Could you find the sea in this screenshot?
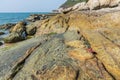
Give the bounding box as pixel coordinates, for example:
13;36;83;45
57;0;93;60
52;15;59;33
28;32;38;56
0;12;49;25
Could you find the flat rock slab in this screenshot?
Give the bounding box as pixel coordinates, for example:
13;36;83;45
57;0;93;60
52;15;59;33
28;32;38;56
0;35;49;80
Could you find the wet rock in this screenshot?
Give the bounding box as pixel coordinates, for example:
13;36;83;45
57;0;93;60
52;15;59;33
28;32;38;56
4;22;27;43
10;21;26;33
26;14;40;22
0;35;48;79
4;32;26;43
26;14;57;22
35;11;120;79
67;11;120;80
36;14;69;36
0;23;16;30
0;42;3;46
0;32;5;35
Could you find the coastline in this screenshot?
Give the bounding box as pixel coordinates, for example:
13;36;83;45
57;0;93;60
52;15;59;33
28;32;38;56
0;0;120;79
0;12;57;46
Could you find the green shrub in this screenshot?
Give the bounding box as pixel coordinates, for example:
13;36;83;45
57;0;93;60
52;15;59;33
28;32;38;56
60;0;88;8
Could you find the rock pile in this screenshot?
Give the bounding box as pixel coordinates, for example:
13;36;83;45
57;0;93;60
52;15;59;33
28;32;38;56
26;13;57;22
0;23;16;30
4;22;27;43
3;21;38;43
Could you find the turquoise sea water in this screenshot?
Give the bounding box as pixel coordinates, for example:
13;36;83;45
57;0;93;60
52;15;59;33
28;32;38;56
0;12;49;25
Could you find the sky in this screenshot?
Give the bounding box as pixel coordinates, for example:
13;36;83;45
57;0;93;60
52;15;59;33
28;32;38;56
0;0;66;12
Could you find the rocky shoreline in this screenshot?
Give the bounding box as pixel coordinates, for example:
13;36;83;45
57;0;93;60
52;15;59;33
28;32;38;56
0;13;57;45
0;0;120;80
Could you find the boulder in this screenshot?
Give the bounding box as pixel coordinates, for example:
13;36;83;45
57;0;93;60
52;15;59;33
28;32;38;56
87;0;100;10
0;42;3;46
110;0;120;7
4;21;27;43
26;15;40;22
0;35;48;80
10;21;26;33
0;32;5;35
26;14;51;22
0;23;15;30
26;23;37;35
4;32;26;43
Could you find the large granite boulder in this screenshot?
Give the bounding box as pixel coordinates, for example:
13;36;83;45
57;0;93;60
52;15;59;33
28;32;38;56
10;21;26;33
4;22;27;43
26;14;40;22
36;14;69;36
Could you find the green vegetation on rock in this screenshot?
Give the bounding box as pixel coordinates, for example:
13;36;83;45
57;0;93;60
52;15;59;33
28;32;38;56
60;0;88;8
47;32;57;36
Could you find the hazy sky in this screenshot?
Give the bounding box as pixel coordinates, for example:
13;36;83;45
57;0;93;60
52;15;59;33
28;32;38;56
0;0;66;12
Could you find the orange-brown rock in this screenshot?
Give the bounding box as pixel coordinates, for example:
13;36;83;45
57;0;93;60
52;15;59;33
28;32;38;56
35;11;120;79
67;11;120;80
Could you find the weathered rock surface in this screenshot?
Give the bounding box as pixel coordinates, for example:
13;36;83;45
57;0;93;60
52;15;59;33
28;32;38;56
0;35;48;80
10;21;26;33
4;22;27;43
36;11;120;80
58;0;120;13
68;11;120;80
0;31;113;80
0;10;120;80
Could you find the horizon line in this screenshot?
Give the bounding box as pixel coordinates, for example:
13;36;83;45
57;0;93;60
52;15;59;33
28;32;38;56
0;11;52;13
